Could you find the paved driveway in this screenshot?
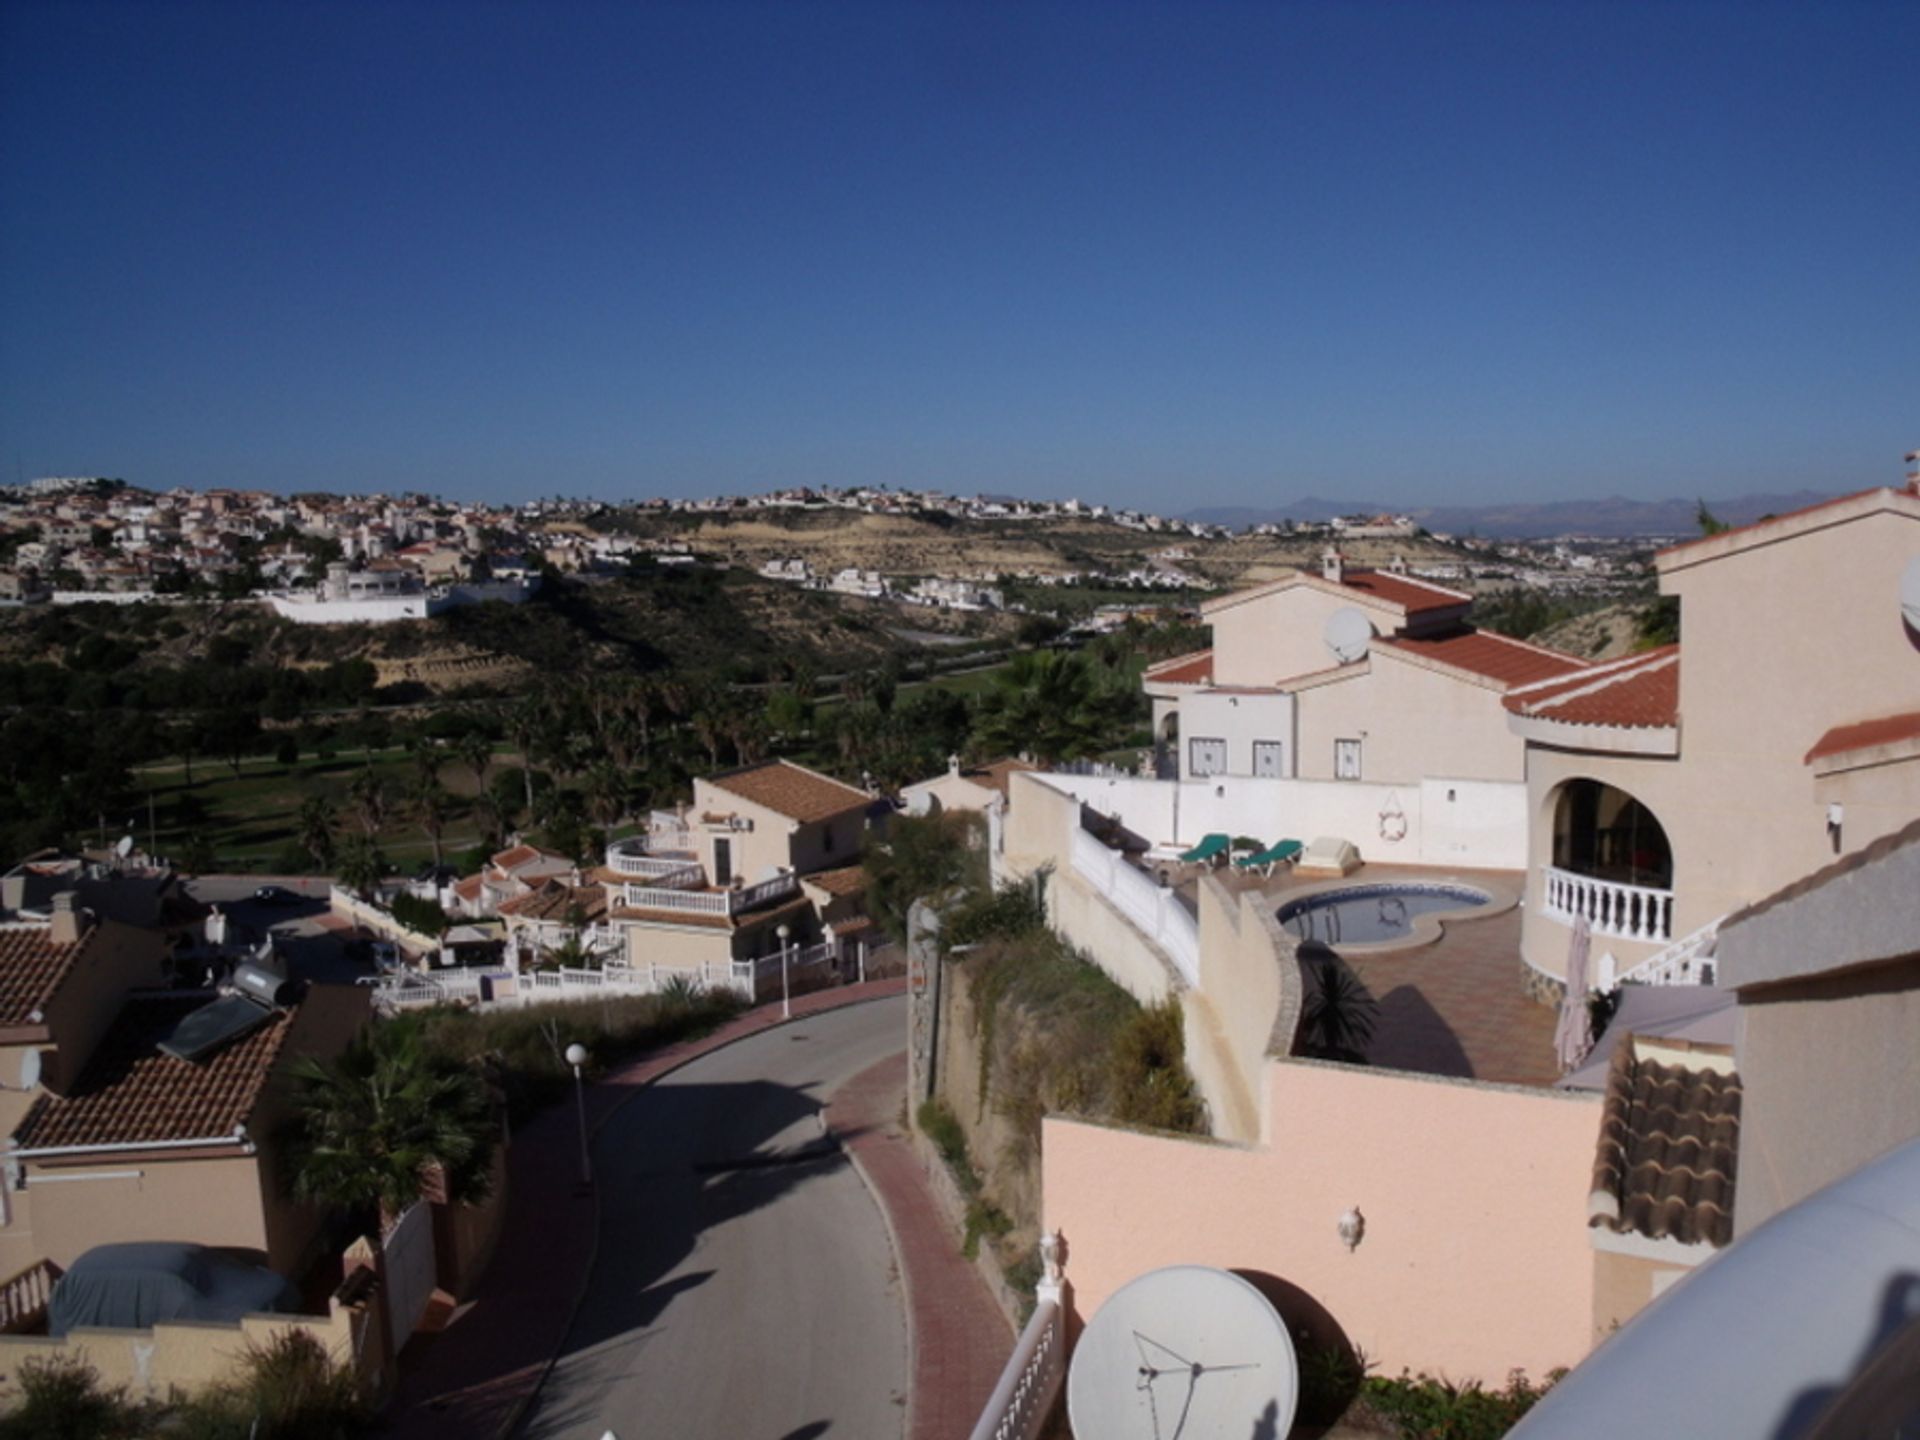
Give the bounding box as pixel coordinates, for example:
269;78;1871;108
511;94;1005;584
518;995;910;1440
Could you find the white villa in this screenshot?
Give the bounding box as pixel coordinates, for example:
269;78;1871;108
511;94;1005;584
1509;478;1920;993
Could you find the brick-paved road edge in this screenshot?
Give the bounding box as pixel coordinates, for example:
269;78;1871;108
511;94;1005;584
831;1051;1016;1440
384;977;908;1440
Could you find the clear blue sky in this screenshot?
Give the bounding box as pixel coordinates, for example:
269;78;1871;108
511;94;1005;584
3;1;1915;509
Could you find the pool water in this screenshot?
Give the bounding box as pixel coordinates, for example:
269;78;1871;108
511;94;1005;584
1278;883;1490;945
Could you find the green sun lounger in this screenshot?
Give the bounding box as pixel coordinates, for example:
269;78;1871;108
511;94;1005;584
1233;838;1303;876
1178;833;1231;865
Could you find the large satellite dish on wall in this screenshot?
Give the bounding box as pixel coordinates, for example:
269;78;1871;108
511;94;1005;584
1066;1265;1298;1440
1902;556;1920;633
1324;607;1373;664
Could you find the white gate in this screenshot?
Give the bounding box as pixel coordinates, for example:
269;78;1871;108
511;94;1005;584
381;1200;436;1342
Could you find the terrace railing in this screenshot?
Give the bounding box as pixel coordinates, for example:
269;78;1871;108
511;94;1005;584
1070;827;1199;986
1542;865;1673;945
619;870;800;917
606;834;703;880
0;1259;61;1334
1608;915;1723;989
969;1235;1068;1440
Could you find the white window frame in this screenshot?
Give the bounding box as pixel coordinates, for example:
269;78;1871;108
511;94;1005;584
1335;738;1363;781
1189;736;1228;778
1252;740;1286;778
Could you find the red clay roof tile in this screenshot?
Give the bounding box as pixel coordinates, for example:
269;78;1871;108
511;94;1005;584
13;993;292;1152
1589;1042;1741;1248
1803;709;1920;766
1143;650;1214;686
0;924;92;1028
1505;645;1680;729
706;761;872;824
1380;629;1589;688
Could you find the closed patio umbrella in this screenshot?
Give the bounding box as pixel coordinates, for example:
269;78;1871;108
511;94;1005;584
1555;916;1594;1072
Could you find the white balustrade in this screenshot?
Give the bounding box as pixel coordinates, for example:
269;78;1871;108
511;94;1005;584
968;1299;1065;1440
605;833;701;877
1610;915;1723;989
1542;865;1673;944
1070;827;1199;986
620;870;799;917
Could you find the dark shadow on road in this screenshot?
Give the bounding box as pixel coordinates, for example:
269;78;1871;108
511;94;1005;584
517;1075;871;1439
779;1424;831;1439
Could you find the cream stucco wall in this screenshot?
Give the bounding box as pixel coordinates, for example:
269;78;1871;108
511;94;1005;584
1521;499;1920;981
1179;690;1295;780
1658;501;1920;920
1043;1061;1600;1384
690;779;867;883
13;1154;274;1272
1294;653;1525;784
1732;956;1920;1234
1206;581;1390;688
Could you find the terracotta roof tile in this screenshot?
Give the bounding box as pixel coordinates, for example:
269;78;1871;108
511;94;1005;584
706;761;872;824
609;905;736;930
1379;629;1590;688
1505;645;1680;729
497;880;607;924
1803;710;1920;766
1143;650;1214;686
490;845;541;872
801;865;868;898
1335;568;1471;614
1589;1043;1740;1248
0;924;92;1028
13;994;293;1152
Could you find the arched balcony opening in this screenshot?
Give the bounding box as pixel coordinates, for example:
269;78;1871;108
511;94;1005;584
1543;779;1674;943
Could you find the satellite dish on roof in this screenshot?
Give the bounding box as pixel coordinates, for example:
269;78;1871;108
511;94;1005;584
1324;607;1373;664
19;1049;40;1091
1067;1264;1298;1440
1901;556;1920;633
115;834;134;859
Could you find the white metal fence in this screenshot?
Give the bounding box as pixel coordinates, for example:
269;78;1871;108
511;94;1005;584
1069;827;1200;986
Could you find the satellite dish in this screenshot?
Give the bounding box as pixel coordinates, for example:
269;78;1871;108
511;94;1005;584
1902;556;1920;633
1324;607;1373;664
1067;1264;1298;1440
115;834;134;859
19;1049;41;1091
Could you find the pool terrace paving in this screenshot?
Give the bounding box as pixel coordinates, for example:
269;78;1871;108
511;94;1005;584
1168;861;1561;1089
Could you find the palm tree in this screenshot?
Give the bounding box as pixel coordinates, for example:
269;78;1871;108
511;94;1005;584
347;768;388;839
582;761;627;833
334;833;385;899
296;793;336;871
456;729;493;795
504;701;544;817
408;735;444;790
409;779;453;868
284;1021;499;1224
1300;958;1380;1063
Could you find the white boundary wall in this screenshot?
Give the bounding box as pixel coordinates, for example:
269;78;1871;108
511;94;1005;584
1039;772;1526;870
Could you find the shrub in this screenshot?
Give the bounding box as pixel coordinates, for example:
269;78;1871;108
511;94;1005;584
1108;1000;1205;1133
1362;1369;1558;1440
388;891;450;937
0;1354;147;1440
166;1330;365;1440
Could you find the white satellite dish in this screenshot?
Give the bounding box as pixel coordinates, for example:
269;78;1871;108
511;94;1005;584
1324;607;1373;664
19;1049;40;1091
1067;1264;1298;1440
1901;556;1920;633
115;834;134;859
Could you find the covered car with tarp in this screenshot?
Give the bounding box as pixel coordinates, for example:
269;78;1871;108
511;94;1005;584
47;1242;300;1336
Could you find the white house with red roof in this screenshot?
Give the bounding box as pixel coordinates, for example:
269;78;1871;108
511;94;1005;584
1509;476;1920;994
1053;549;1593;867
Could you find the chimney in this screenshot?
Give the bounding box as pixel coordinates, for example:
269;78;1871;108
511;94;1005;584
1387;553;1409;575
50;892;84;945
0;874;21;915
1321;547;1345;584
948;754;961;776
1905;449;1919;491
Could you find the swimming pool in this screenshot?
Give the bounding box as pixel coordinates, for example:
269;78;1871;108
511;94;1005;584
1278;883;1492;946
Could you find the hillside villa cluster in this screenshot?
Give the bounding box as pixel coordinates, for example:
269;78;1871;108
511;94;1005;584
965;467;1920;1427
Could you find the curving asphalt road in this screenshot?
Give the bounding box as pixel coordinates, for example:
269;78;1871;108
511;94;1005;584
518;995;911;1440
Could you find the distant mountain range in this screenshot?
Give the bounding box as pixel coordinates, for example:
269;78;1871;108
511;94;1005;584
1184;490;1844;540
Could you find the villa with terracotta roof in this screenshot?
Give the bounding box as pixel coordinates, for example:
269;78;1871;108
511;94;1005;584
599;760;886;982
0;871;368;1281
1509;476;1920;995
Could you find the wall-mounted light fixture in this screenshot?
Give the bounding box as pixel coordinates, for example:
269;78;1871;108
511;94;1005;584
1338;1206;1365;1252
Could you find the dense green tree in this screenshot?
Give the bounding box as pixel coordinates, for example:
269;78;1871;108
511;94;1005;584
283;1020;498;1223
862;811;987;942
296;793;336;871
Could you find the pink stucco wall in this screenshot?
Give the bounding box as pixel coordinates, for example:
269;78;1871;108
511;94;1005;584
1043;1059;1600;1383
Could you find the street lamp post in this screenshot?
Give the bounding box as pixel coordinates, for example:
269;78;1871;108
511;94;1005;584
565;1042;592;1188
777;923;792;1020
